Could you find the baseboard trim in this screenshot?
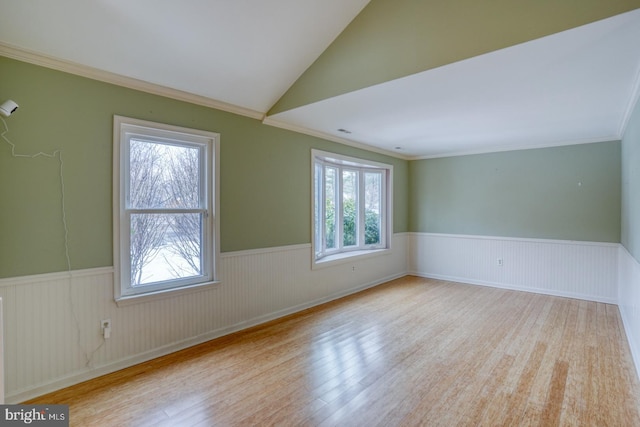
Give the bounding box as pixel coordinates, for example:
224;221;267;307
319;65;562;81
618;302;640;380
408;233;618;304
409;271;618;304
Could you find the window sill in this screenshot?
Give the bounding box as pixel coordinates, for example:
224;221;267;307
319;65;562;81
312;248;391;270
115;280;221;307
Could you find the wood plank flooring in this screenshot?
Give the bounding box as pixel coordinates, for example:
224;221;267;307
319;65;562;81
27;276;640;426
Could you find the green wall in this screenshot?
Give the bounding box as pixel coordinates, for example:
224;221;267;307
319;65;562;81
270;0;640;114
0;55;627;279
409;142;621;242
0;56;409;278
622;97;640;261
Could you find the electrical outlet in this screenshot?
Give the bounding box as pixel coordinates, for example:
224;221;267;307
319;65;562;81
497;258;503;267
102;319;112;339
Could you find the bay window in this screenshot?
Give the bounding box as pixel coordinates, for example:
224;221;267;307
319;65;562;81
312;150;392;266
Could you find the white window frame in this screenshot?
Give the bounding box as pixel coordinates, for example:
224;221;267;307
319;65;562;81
312;149;393;268
113;116;220;305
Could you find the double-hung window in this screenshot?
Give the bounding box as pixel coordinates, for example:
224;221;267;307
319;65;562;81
312;150;392;266
114;116;219;302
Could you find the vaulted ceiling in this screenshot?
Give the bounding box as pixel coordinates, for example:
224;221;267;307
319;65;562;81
1;0;640;159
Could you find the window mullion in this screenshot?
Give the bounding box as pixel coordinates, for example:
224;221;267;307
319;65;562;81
337;165;344;251
127;208;206;214
381;171;387;248
320;163;327;257
358;170;365;249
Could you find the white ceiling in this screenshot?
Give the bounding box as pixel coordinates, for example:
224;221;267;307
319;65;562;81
1;2;639;159
0;0;370;114
268;8;640;158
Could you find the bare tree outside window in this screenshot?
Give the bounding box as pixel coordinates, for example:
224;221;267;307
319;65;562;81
128;140;203;286
129;140;168;285
115;116;218;300
164;145;203;276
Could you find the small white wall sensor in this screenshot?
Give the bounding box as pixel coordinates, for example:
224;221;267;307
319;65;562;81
0;100;19;117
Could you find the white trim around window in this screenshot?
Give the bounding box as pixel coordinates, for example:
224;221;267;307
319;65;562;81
311;149;393;269
113;116;220;305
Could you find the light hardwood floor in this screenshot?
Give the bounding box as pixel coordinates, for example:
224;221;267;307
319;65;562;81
28;276;640;426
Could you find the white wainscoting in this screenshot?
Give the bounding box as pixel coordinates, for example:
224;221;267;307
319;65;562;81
2;232;633;402
408;233;619;304
0;234;407;403
618;246;640;378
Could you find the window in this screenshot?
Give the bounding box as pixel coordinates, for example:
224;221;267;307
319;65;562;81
312;150;392;266
113;116;219;302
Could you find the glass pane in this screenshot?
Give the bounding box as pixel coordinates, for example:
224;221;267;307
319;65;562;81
129;139;201;209
325;167;338;249
364;172;382;245
343;170;357;247
130;213;202;286
314;163;322;255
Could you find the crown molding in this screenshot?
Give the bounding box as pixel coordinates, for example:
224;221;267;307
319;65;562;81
0;42;265;121
409;135;622;160
262;116;410;160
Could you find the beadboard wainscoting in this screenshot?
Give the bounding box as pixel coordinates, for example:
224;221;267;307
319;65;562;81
619;246;640;377
0;234;408;403
408;233;619;304
5;232;640;403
